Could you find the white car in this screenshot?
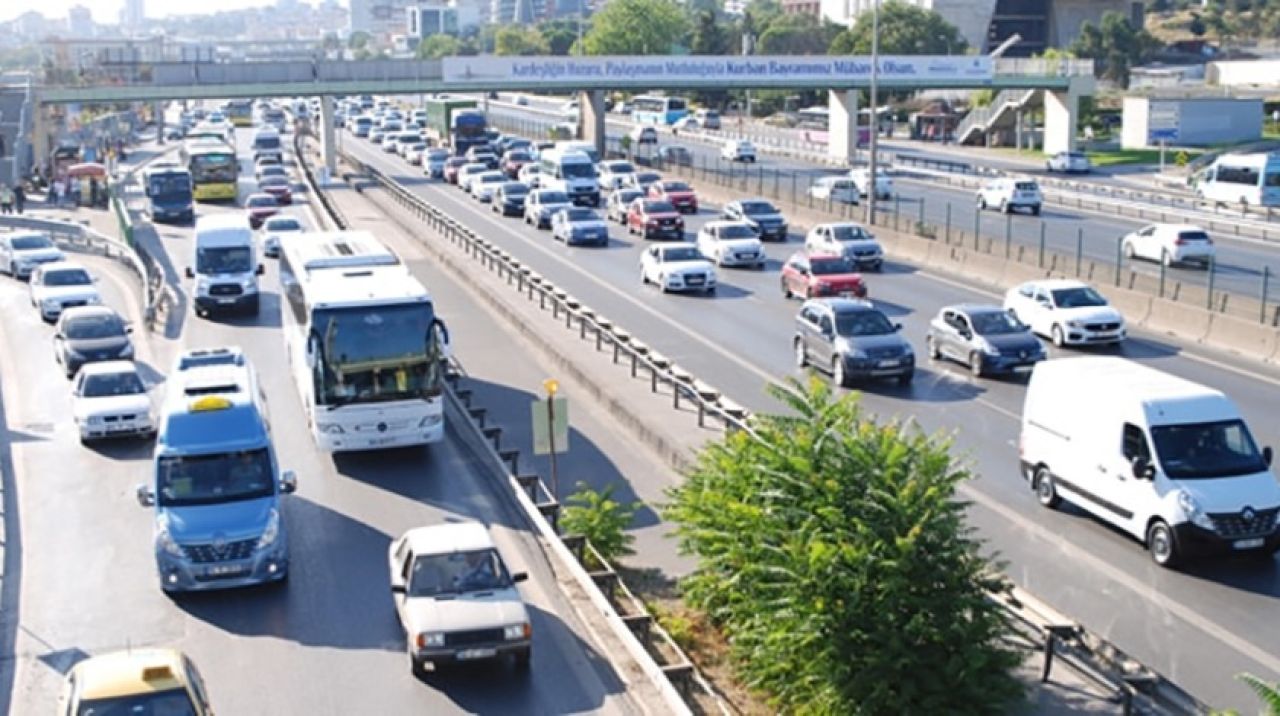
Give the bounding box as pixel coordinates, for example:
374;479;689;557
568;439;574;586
517;163;542;188
672;116;700;132
640;244;717;294
456;163;490;193
848;167;893;200
0;230;65;279
260;215;305;259
721;139;756;162
389;522;532;676
621;171;662;193
978;177;1042;215
629;126;658;145
1003;279;1126;347
804;222;883;271
1121;223;1215;268
606;188;645;224
1046;151;1091;174
524;189;574;229
405;141;429;165
722;199;788;241
423;148;450;178
29;261;101;322
808;176;859;205
597;160;638;191
551;207;610;247
469;171;507;202
71;360;155;443
697;220;766;269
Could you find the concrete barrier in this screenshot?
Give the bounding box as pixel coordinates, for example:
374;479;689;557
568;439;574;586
1106;289;1154;326
1144;300;1214;345
1205;312;1279;364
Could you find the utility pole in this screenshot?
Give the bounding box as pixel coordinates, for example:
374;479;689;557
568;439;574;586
865;0;880;226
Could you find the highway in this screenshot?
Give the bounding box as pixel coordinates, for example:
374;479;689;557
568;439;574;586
1;128;645;714
343;128;1280;710
484;100;1280;313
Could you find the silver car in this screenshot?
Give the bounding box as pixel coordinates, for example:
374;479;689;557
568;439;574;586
925;304;1045;378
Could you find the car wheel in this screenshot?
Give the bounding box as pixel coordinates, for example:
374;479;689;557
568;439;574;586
781;277;792;298
926;336;940;360
794;338;807;368
410;655;430;680
5;261;12;276
1146;520;1179;568
832;357;850;388
968;351;984;378
1033;466;1060;509
1030;205;1041;216
658;274;669;293
1051;324;1066;348
897;371;913;387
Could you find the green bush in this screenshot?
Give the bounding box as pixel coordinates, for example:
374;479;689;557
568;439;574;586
561;482;639;566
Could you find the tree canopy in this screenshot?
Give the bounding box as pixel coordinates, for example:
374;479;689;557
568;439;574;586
757;13;842;55
666;379;1022;713
828;1;968;55
495;25;550;55
582;0;691;55
1068;10;1159;87
416;34;461;60
538;19;581;56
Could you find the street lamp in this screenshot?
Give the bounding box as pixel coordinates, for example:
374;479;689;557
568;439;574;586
865;0;880;226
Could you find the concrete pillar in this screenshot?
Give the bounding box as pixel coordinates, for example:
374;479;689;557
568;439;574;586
827;89;858;165
320;95;336;178
32;100;49;174
1044;87;1080;155
155;101;165;144
1015;108;1023;152
579;90;606;158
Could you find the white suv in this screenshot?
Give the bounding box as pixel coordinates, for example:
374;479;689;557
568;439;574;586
721;139;756;162
977;178;1042;216
1121;223;1215;268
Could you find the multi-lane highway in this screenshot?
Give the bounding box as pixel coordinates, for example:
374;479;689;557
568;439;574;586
342;125;1280;709
1;128;647;714
485;99;1280;312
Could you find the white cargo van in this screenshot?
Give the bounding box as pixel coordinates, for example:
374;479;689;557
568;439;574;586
1020;357;1280;567
539;147;600;207
187;214;264;317
251;128;283;164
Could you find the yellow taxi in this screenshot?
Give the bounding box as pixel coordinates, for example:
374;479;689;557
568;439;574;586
56;648;213;715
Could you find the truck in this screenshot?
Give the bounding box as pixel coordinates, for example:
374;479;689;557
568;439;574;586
142;162;194;223
424;97;488;156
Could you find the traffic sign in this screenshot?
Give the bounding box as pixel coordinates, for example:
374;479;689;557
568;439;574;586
1149;128;1179;142
532;396;568;456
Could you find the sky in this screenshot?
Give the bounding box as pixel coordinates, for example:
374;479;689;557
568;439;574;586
2;0;293;24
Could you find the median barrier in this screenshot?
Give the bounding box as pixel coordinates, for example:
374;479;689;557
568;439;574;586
1205;312;1279;364
1105;290;1154;326
1143;300;1214;345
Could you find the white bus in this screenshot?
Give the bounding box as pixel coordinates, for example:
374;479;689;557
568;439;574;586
277;231;451;451
630;95;689;126
1195;152;1280;208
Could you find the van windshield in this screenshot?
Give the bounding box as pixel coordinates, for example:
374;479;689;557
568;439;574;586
1151;419;1269;479
157;448;274;506
197;246;252;274
563;162;596;180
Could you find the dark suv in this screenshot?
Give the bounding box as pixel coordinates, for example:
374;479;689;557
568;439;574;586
793;298;914;387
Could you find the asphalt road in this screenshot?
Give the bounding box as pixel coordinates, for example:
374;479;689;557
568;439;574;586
485;101;1280;312
346;131;1280;710
0;130;643;715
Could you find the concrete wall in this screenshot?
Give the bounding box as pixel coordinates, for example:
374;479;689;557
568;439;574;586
1122;96;1263;149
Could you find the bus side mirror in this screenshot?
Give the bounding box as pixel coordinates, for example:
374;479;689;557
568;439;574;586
280;470;298;494
185;267;194;279
1264;446;1273;467
256;264;265;276
135;483;155;507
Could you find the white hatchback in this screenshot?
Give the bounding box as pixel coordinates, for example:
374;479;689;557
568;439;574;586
640;243;717;294
721;139;756;162
697;220;765;269
1121;223;1215;268
72;360;155;443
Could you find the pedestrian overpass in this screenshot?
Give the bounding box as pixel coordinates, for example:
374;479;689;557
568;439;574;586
33;55;1094;173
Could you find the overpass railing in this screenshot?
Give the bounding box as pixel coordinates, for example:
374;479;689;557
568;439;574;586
994;57;1094;78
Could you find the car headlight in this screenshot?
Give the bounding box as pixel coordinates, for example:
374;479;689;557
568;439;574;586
257;508;280;549
118;343;134;358
1177;490;1215;531
1066;320;1083;329
419;414;442;428
86;415;104;425
316;423;345;435
416;632;445;649
836;339;866;359
155;516;185;557
504;623;531;641
901;344;914;358
240;276;257;291
41;297;59;309
975;338;997;356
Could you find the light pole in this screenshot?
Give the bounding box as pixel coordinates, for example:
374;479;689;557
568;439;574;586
865;0;880;226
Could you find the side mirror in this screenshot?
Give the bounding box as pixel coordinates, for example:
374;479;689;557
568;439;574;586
256;263;265;276
135;483;155;507
1130;457;1155;480
280;470;298;494
125;325;134;334
185;267;195;279
959;328;972;340
512;571;528;583
390;584;406;595
1264;446;1273;467
893;322;904;332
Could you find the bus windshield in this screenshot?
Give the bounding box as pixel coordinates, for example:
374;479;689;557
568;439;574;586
312;303;444;407
190;154;237;182
149;173;192;199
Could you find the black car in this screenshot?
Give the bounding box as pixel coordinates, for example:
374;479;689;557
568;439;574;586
926;304;1044;377
794;298;914;387
724;199;788;241
53;305;134;378
493;182;530;217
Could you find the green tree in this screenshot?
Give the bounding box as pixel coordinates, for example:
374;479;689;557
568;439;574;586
348;31;370;51
416;34;461;59
665;378;1022;713
539;19;580;56
582;0;690;54
561;482;639;566
757;13;832;55
1069;11;1160;87
495;26;550;55
828;1;968;55
690;9;732;55
1239;673;1280;714
1188;12;1207;36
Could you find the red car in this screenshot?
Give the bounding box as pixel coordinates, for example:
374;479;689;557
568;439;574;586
626;198;684;241
443;157;468;184
501;150;533;178
780;252;867;299
648;180;698;214
245;193;281;229
258;175;293;205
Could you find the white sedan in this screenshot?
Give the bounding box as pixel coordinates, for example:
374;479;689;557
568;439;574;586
848;167;893;200
597;160;638;191
72;360;155;443
0;230;65;279
1120;223;1215;268
1002;279;1126;347
259;215;305;258
721;139;756;162
640;244;717;294
551;207;610;247
696;220;765;269
30;261;101;323
469;171;507;202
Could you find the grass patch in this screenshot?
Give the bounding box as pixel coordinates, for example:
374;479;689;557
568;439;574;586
1084;147;1204;166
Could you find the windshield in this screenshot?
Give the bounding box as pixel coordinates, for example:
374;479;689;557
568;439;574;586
76;688;197;716
637;173;660;184
1051;286;1107;308
566;208;597;221
11;235;53;250
480;174;504;183
196;246;252;274
810;257;856;275
662;247;702;262
501;183;528;196
157;448;274;507
43;268;91;286
427;150;449;160
408;548;511;597
65;315;125;340
644;201;676;214
254;136;281;150
970;311;1025;335
148;174;192;198
718;224;757;240
260;176;288;188
835;310;895;337
1265;171;1280;188
538;191;570;204
260;166;286;179
266;218;302;232
1151;419;1268;479
81;371;145;397
190;154;236;182
247;196;277;208
311;303;443;407
663;181;691;192
606;162;635;174
507;151;531;162
563;163;596;180
1015;182;1039;192
741;201;778;215
1178;231;1211;242
830;225;871;242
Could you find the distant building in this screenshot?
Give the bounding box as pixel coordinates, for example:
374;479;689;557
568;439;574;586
350;0;418;36
407;3;460;38
819;0;1141;57
119;0;146;34
67;5;94;37
13;11;55;41
489;0;547;24
782;0;821;15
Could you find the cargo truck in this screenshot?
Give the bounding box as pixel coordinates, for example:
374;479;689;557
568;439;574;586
424;97;488;156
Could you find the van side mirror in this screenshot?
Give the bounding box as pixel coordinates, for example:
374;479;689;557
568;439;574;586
185;267;195;279
893;323;903;332
256;263;265;276
1130;457;1155;480
135;483;155;507
280;470;298;494
1264;446;1273;467
512;571;528;583
390;584;406;594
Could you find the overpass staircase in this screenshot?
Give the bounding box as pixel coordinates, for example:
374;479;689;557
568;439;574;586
956;88;1042;146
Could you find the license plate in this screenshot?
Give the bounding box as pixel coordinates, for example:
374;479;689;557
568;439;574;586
839;291;857;298
1233;538;1265;550
1013;365;1035;372
206;564;247;577
877;359;899;368
218;298;236;305
368;436;398;446
457;648;496;660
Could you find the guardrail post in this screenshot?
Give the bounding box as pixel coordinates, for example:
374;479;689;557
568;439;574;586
893;195;901;232
757;165;764;195
1158;259;1166;298
1207;256;1216;310
945;203;951;244
1075;228;1083;276
973;208;981;251
1038;223;1047;268
917;197;925;232
1262;266;1271;324
791;172;797;205
1004;215;1012;258
1114;237;1124;286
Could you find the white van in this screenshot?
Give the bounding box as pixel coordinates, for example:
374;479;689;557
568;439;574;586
251;128;283;163
187;214;264;317
557;140;601;165
539;148;600;207
1021;357;1280;567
